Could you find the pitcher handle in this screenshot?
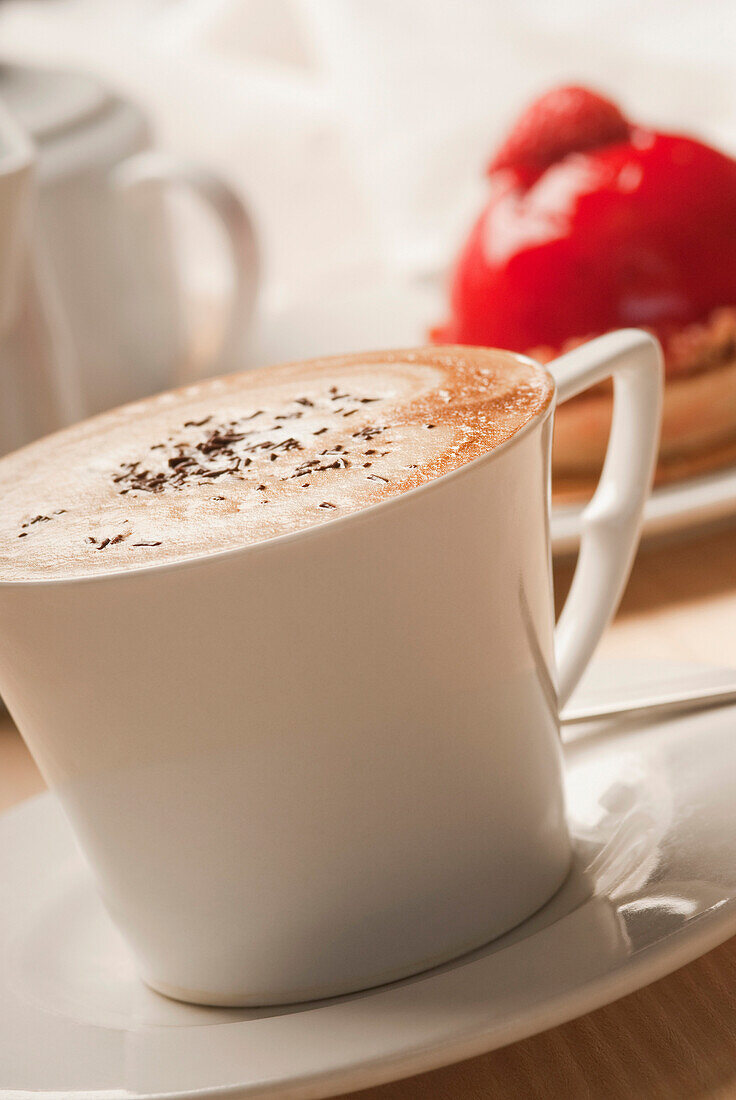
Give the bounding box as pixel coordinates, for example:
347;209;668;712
112;151;259;378
549;329;663;708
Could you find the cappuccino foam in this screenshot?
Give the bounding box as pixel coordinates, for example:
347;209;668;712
0;347;552;580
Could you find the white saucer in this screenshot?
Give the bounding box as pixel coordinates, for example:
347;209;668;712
4;668;736;1099
250;281;736;554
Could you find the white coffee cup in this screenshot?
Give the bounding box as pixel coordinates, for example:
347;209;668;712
0;330;662;1006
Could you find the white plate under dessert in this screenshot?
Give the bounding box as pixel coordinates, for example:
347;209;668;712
250;281;736;555
3;661;736;1099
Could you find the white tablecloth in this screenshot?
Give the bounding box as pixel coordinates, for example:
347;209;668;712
2;0;734;304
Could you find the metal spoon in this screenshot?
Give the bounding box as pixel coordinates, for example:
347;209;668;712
562;662;736;724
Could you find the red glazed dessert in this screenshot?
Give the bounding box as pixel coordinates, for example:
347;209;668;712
433;86;736;482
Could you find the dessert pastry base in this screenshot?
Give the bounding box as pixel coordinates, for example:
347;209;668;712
553;351;736;502
553;434;736;504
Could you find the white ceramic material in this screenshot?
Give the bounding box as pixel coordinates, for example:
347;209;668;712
0;101;81;454
551;466;736;554
252;279;736;552
0;333;661;1006
3;673;736;1098
1;62;258;419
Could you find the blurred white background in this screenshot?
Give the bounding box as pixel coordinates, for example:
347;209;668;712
2;0;734;311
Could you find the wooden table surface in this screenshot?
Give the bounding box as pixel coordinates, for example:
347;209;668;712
3;524;736;1099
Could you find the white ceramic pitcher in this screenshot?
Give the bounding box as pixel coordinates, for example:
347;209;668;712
0;102;82;455
1;63;258;420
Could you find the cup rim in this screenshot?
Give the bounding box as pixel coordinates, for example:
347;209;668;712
0;348;556;588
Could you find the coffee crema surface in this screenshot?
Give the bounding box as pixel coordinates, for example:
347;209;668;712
0;347;553;579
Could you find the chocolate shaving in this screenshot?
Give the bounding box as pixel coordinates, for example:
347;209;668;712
100;385;398;523
352;426;385;441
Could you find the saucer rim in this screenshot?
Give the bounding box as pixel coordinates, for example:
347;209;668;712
4;691;736;1099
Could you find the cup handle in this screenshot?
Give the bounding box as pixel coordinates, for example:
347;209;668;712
549;329;663;708
112;150;259;377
